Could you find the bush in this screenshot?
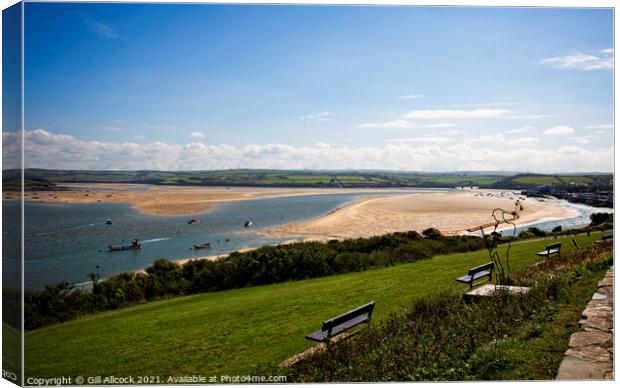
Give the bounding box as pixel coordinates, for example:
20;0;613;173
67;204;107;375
422;228;443;239
525;227;547;237
590;212;613;226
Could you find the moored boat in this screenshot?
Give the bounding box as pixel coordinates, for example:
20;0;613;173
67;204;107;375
108;239;141;252
193;242;211;250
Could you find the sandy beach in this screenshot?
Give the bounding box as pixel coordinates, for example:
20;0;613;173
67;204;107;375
11;183;577;244
266;191;577;240
9;183;428;216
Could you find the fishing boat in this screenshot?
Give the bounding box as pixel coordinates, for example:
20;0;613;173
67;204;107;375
244;220;253;228
188;219;200;225
105;218;112;225
108;239;141;252
193;243;211;250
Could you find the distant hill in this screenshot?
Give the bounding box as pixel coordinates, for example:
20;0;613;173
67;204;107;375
1;169;612;190
8;168;508;188
2;172;58;192
491;173;613;189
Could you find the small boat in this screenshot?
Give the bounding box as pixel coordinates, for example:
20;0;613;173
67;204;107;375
244;220;253;228
105;218;112;225
188;219;200;225
193;243;211;250
108;239;141;252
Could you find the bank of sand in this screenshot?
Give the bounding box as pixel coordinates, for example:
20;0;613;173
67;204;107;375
11;184;576;240
12;183;578;268
10;183;432;216
267;191;577;241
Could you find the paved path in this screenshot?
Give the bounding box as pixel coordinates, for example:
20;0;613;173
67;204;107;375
556;267;614;380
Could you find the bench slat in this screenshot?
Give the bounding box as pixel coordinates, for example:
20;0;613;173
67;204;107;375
456;262;493;289
456;271;491;284
596;235;613;244
322;301;374;331
456;275;472;283
537;249;559;256
306;314;370;342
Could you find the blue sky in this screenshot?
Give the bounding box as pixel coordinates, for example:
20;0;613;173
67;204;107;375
12;3;614;171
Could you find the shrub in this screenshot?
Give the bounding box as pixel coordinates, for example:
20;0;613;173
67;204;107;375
422;228;443;239
590;212;612;226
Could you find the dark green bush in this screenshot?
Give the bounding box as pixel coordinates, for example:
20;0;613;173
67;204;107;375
590;212;613;226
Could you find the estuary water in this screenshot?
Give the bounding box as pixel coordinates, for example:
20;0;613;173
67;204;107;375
2;191;612;290
5;191;411;289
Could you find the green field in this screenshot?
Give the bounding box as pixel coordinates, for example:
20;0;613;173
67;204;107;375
24;232;605;379
510;175;601;186
10;168;514;189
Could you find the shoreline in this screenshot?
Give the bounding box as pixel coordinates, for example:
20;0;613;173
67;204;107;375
12;183;590;278
266;191;578;241
7;183;441;216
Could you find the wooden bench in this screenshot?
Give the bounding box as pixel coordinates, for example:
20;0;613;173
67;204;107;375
305;301;375;343
456;262;494;289
537;242;561;259
596;234;613;244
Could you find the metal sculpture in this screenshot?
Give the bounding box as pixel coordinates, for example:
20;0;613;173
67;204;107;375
467;200;522;285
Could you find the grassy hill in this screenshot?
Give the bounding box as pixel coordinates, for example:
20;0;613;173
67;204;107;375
25;232;604;379
13;168;509;188
4;168;611;190
493;173;612;188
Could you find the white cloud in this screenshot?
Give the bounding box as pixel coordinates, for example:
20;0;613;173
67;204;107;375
385;137;455;144
470;134;506;143
442;129;463;136
358;120;415;129
2;129;612;173
399;95;424;100
544;125;575;135
567;137;590;145
508;137;539;145
300;112;334;121
507;114;547;119
190;131;206;138
85;19;119;39
539;49;613;71
506;126;532;134
585;124;613;130
358;120;455;129
405;109;509;120
133;135;146;140
424;123;456;128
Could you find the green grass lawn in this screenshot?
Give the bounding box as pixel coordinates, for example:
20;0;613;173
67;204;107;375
24;232;604;379
512;175;563;186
